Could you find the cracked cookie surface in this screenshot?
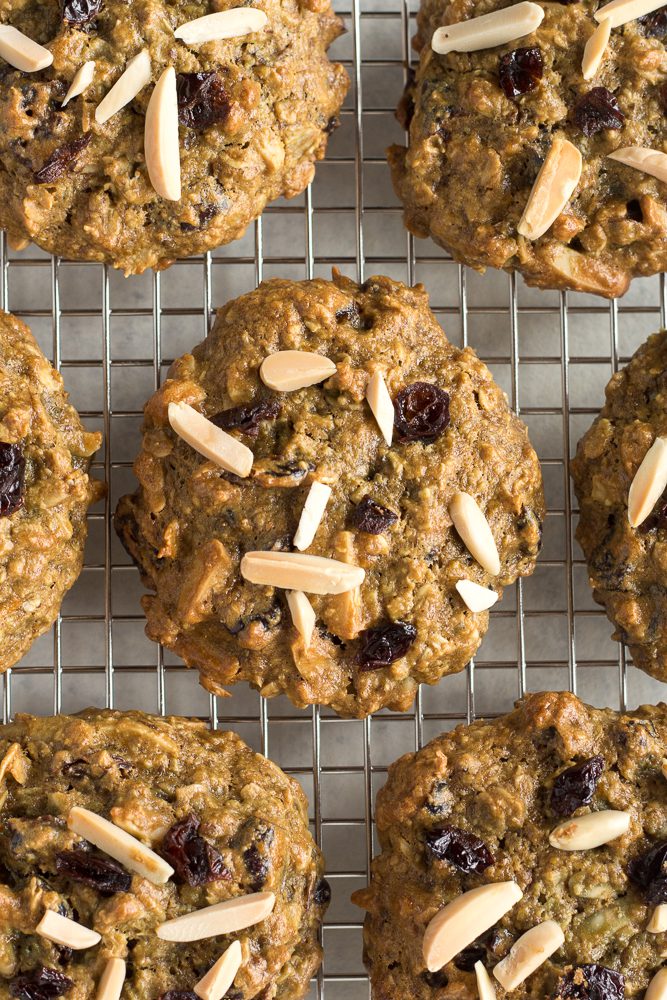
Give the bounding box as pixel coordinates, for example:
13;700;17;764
115;272;544;718
389;0;667;297
0;709;327;999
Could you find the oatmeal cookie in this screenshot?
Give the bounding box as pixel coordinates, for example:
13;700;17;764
115;271;544;718
389;0;667;297
0;310;102;674
353;690;667;998
572;330;667;682
0;0;347;273
0;709;328;1000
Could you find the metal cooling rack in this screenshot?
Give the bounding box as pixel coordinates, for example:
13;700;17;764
2;0;667;994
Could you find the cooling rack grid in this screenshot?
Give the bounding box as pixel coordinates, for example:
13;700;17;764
2;0;667;994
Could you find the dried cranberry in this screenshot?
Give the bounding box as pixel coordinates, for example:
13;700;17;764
639;487;667;531
574;88;624;136
211;399;280;437
10;968;73;1000
158;994;199;1000
56;849;131;894
244;844;269;890
553;965;624;999
176;73;230;131
550;755;604;816
393;383;450;442
313;877;331;906
628;840;667;903
160;814;231;887
454;944;487;971
349;495;398;534
358;620;417;670
34;133;92;183
498;47;543;100
424;825;494;874
639;5;667;34
0;443;25;516
60;0;102;23
422;970;449;988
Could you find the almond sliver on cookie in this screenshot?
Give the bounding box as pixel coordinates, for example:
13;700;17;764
648;905;667;933
582;17;611;80
647;969;667;1000
366;371;394;446
286;590;316;647
423;882;523;972
449;492;500;576
145;66;181;201
241;551;365;595
595;0;667;27
608;146;667;184
627;436;667;527
62;60;95;107
175;8;268;44
260;350;337;391
95;49;151;125
549;809;631;851
195;940;243;1000
68;806;174;884
493;920;564;991
432;2;544;54
0;25;53;72
37;910;101;950
294;481;332;550
158;891;275;942
96;958;126;1000
168;402;253;477
456;578;498;612
518;137;582;240
475;962;497;1000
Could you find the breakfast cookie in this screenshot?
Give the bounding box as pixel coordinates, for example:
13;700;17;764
0;310;102;675
572;330;667;683
115;272;544;718
353;690;667;999
389;0;667;298
0;708;328;999
0;0;347;273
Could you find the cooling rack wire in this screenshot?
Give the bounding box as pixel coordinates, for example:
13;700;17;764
2;0;667;994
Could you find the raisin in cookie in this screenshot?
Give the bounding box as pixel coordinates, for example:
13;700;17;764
0;709;328;999
0;0;347;273
353;690;667;998
572;330;667;682
389;0;667;298
0;310;102;674
115;272;544;718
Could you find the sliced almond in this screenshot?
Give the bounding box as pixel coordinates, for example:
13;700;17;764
286;590;316;648
0;25;53;72
582;17;611;80
145;66;181;200
168;401;253;478
456;578;499;612
294;482;332;551
68;805;174;884
366;371;394;446
195;940;243;1000
647;969;667;1000
595;0;666;27
662;758;667;780
518;136;582;241
609;146;667;185
96;958;126;1000
432;1;544;54
175;8;268;44
95;48;151;125
423;882;523;972
241;551;364;595
158;891;275;943
549;809;631;851
61;60;96;107
475;961;497;1000
37;909;101;950
449;492;500;576
649;904;667;933
493;920;564;991
627;436;667;527
259;350;336;392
